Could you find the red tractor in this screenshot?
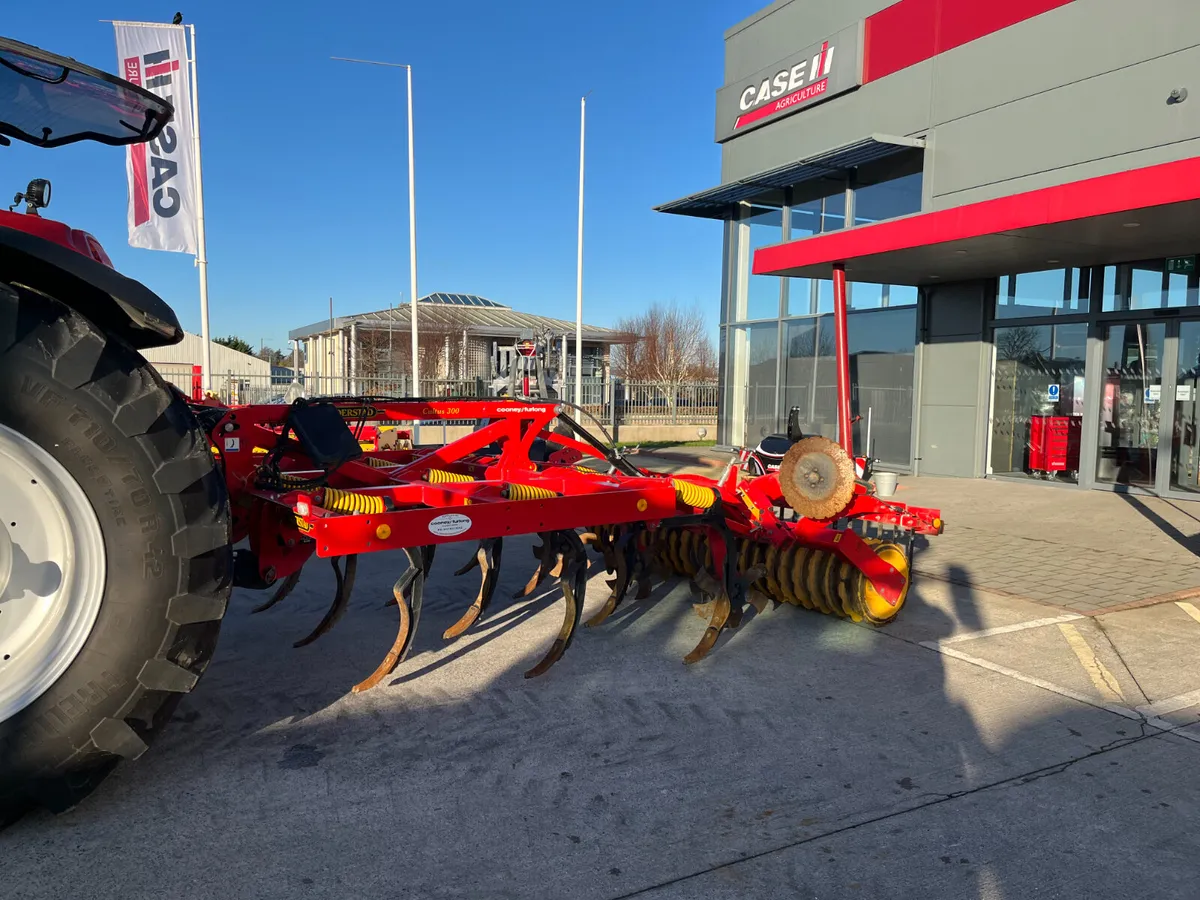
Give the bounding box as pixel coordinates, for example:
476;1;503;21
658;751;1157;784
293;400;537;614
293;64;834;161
0;37;230;823
0;36;942;825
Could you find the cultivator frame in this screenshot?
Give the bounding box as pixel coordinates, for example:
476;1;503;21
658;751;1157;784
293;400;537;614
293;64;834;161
203;395;943;692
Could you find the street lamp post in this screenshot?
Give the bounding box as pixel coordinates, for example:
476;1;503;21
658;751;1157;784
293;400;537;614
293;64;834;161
332;56;420;410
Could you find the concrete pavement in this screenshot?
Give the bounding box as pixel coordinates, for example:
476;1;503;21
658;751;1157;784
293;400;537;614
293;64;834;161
4;532;1200;899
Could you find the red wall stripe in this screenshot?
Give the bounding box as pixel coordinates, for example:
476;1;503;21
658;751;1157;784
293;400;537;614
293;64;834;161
863;0;1076;83
751;155;1200;276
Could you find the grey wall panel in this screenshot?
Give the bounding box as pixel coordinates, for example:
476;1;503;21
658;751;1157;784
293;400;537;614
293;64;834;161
917;281;989;478
916;405;980;477
721;61;934;183
723;0;890;84
919;340;988;407
930;0;1200;127
930;43;1200;201
933;135;1200;209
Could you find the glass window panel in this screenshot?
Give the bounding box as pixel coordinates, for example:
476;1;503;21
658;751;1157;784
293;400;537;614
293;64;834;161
781;309;917;466
783;320;818;439
786;278;813;316
816;279;834;314
746;207;783;321
1101;265;1125;312
789;201;821;239
850;282;884;310
1095;323;1165;488
849;307;916;466
1171;321;1200;493
730;322;780;444
811;316;839;442
822;191;846;233
1130;264;1165;310
852;172;923;226
888;284;918;307
990;323;1088;483
994;269;1086;319
1166;272;1197;307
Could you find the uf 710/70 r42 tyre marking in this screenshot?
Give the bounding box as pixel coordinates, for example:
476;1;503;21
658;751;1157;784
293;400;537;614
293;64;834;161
0;282;231;821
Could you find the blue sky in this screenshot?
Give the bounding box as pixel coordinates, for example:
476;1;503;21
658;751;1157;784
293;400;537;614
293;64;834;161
5;1;765;351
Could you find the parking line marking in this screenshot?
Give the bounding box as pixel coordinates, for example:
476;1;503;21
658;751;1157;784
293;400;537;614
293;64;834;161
1176;601;1200;625
1058;623;1126;705
920;642;1141;721
1146;717;1200;745
1138;687;1200;719
939;614;1084;645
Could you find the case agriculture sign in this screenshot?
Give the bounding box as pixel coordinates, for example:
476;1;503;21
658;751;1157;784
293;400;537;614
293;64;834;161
715;23;862;143
114;23;198;254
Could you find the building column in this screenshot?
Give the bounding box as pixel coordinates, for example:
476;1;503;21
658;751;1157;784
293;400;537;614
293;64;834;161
833;263;853;457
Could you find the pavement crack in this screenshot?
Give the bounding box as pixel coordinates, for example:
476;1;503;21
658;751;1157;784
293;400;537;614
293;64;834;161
1090;616;1152;707
602;729;1162;900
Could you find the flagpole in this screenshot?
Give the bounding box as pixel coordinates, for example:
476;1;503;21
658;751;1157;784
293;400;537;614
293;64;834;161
574;95;587;407
187;23;212;392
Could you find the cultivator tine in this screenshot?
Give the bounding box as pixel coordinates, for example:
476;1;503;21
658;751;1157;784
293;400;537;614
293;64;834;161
293;555;359;648
524;530;587;679
443;537;504;641
352;546;427;694
515;531;560;599
682;527;746;665
586;527;644;628
385;544;436;606
250;569;302;614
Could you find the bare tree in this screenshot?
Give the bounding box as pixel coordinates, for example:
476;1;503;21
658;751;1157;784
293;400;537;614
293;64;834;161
612;302;717;384
613;302;718;417
353;308;472;391
996;326;1047;362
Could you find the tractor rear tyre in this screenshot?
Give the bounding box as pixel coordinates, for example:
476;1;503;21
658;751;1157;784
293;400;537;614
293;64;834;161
0;284;231;824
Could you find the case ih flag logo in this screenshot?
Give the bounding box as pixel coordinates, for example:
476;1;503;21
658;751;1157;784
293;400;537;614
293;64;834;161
114;23;198;254
735;42;835;132
714;23;862;143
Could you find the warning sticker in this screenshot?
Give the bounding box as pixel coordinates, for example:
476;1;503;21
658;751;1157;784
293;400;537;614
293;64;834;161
428;513;472;537
224;437;241;453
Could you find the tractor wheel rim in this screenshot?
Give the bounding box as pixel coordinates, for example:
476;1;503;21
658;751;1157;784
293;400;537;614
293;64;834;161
0;423;106;724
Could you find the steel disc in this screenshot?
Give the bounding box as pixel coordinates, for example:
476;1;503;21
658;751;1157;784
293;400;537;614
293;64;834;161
777;436;856;520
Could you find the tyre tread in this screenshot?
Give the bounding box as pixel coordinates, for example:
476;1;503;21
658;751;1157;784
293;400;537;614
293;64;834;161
0;289;230;822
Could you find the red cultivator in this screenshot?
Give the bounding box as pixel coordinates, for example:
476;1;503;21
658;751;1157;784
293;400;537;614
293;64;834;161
207;397;943;690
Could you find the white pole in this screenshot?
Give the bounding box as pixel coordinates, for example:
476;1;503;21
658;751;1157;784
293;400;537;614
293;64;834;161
187;24;212;392
330;57;419;428
405;65;420;400
575;95;587;407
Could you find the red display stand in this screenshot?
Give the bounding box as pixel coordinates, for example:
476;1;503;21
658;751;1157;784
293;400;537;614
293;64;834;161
1029;415;1082;474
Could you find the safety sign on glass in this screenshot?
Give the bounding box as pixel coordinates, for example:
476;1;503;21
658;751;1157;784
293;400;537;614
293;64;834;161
1145;385;1161;404
1178;384;1196;402
1047;384;1060;402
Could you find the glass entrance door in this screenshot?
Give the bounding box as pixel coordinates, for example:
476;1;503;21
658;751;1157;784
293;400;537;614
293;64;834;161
1169;321;1200;495
1095;322;1166;488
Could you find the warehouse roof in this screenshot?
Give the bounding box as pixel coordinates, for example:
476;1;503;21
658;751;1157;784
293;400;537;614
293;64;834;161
289;293;626;343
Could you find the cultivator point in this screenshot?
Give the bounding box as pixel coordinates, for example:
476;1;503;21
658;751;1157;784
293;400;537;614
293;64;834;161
211;398;942;690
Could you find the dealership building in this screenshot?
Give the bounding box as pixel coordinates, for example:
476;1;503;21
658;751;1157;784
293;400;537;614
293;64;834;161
658;0;1200;498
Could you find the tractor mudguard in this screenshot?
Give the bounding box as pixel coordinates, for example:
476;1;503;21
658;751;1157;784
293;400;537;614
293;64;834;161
0;224;183;349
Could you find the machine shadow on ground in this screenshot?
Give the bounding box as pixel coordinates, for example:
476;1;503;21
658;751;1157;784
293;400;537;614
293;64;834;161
3;540;1198;900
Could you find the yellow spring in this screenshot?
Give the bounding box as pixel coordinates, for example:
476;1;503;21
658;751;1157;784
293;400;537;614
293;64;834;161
672;479;716;509
426;469;475;484
279;472;310;486
504;483;559;501
365;457;395;469
647;529;910;627
320;487;385;515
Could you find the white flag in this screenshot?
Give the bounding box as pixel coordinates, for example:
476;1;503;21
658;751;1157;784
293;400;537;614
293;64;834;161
114;23;197;254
